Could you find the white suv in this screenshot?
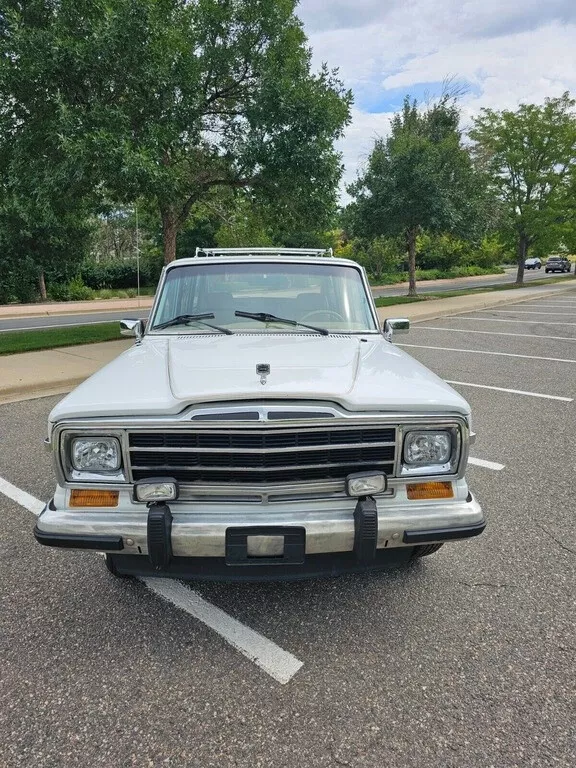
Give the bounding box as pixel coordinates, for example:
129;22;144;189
35;248;484;580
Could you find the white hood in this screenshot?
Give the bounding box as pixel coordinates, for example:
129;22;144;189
49;334;470;422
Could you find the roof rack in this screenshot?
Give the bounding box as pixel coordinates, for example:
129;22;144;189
194;247;334;259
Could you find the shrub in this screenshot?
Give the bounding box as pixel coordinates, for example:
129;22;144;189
47;283;71;301
353;237;404;280
67;277;95;301
467;236;506;269
416;233;472;271
78;253;163;291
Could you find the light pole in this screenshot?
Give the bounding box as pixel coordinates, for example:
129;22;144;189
135;205;141;308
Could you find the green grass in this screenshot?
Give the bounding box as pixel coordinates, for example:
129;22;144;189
374;295;431;306
0;322;123;356
375;274;576;307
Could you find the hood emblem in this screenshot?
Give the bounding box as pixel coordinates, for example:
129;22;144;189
256;363;270;385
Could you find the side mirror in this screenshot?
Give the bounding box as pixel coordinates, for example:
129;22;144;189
383;318;410;342
120;318;144;341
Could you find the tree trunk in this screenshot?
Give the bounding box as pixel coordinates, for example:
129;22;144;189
38;270;47;302
161;206;178;264
515;234;528;285
407;228;417;297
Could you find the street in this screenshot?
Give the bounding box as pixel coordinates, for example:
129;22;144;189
1;290;575;767
1;268;573;331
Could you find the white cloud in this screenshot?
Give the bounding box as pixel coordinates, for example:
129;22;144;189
298;0;576;200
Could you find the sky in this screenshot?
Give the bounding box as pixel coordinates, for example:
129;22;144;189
297;0;576;197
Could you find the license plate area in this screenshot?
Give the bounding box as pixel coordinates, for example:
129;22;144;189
225;526;306;566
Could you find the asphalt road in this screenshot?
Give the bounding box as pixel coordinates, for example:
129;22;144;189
0;308;150;332
1;290;576;766
1;267;573;331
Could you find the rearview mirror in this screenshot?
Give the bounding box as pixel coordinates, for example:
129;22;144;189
383;318;410;341
120;318;144;341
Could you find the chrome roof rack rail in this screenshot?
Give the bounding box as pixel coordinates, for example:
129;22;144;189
193;247;334;258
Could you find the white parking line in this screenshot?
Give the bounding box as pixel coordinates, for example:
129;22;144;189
445;317;576;327
446;380;573;402
418;326;576;342
468;457;505;471
500;301;576;312
508;302;576;307
0;476;46;515
486;309;576;317
398;343;576;364
0;476;303;685
144;578;303;684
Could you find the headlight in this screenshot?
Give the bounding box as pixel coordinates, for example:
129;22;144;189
71;437;121;472
401;429;460;476
404;431;451;465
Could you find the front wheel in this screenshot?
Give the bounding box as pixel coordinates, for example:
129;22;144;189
411;543;444;558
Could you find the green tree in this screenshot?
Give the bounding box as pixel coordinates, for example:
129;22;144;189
470;93;576;284
2;0;351;265
347;95;479;295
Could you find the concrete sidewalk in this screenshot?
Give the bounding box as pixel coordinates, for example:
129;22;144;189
1;281;575;404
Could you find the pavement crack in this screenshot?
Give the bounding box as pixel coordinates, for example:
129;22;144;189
53;348;97;361
457;581;515;589
537;524;576;557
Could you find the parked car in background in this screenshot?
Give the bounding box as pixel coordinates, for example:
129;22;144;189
524;257;541;269
545;255;571;273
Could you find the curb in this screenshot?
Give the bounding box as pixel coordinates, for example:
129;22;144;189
0;378;87;406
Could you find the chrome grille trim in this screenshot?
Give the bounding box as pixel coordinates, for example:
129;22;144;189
127;424;397;486
128;441;395;454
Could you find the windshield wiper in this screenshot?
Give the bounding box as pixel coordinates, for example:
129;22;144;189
154;313;233;334
234;310;329;335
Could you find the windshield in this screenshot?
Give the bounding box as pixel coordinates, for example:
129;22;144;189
150;262;378;334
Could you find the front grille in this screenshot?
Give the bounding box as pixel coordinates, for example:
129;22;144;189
128;425;397;486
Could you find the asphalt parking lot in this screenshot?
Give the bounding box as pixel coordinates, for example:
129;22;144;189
1;291;576;767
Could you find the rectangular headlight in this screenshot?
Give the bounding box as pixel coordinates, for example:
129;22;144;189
71;437;121;472
404;431;452;466
401;428;460;476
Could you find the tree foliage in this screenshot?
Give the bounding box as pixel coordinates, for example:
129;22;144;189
1;0;351;265
347;95;478;294
470;93;576;284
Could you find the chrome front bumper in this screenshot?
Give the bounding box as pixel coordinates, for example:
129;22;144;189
35;492;484;557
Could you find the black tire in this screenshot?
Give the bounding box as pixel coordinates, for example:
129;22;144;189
105;553;132;579
411;543;444;558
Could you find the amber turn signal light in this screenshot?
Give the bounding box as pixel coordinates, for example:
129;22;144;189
70;489;119;507
406;481;454;500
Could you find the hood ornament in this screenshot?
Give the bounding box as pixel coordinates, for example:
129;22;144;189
256;363;270;385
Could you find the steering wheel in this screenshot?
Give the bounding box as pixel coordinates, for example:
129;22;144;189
301;309;345;323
